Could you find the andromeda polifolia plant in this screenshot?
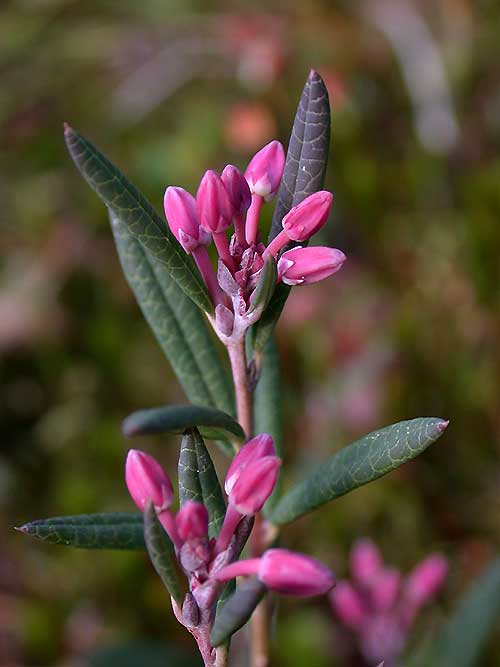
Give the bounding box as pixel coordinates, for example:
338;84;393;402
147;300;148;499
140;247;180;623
18;70;455;667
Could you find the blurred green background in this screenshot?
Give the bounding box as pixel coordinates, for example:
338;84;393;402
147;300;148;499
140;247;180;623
1;0;499;665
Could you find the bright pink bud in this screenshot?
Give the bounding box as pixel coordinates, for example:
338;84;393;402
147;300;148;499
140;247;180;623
196;170;234;234
176;501;209;542
245;140;285;201
282;191;333;242
225;434;275;495
164;186;211;253
125;449;173;512
351;539;383;586
258;548;335;597
277;246;346;286
330;580;367;630
405;554;448;606
370;568;401;612
221;164;252;214
229;455;281;515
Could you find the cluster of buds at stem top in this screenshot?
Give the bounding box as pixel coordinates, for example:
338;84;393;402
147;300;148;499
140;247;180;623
124;437;335;643
163;139;346;342
330;539;448;666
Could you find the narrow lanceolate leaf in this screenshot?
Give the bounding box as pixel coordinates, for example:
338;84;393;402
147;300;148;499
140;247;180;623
270;418;449;526
210;579;267;646
110;211;234;416
122;404;244;443
177;428;226;539
143;502;182;602
253;70;331;353
17;513;145;550
247;256;277;317
64;125;212;313
435;557;500;667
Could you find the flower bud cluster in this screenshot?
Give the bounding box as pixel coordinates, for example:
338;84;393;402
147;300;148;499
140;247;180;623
163;140;346;341
330;539;448;665
125;436;335;641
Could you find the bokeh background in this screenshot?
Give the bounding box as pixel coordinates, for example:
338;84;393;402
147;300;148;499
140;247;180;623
1;1;500;665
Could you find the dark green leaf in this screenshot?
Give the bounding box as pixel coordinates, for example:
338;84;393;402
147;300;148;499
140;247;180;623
250;283;290;355
270;418;449;525
123;404;244;444
64;125;212;312
247;256;277;317
110;210;234;416
178;429;226;539
143;502;182;602
210;579;267;646
17;512;145;550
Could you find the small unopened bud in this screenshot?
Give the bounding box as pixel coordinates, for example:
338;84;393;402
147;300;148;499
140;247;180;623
229;455;281;515
215;304;234;337
278;246;346;286
371;568;401;612
221;164;252;214
282;191;333;242
125;449;173;512
225;433;275;495
176;501;209;542
405;554;448;606
196;170;233;234
351;539;382;587
182;592;200;628
330;580;366;630
164;187;211;253
245;140;285;201
258;548;335;597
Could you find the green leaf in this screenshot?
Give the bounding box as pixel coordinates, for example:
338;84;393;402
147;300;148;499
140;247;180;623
64;125;212;313
122;404;244;444
143;501;182;602
178;428;226;539
210;579;267;646
17;512;145;550
110;210;234;415
434;558;500;667
270;418;449;526
247;256;277;317
250;283;290;355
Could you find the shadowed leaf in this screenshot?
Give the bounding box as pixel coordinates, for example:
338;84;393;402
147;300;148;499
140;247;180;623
247;256;277;317
270;418;449;525
211;579;267;646
17;512;145;550
143;502;182;602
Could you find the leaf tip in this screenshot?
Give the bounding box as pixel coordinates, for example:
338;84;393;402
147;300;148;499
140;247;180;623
63;122;72;135
14;524;29;534
122;416;139;437
437;419;450;432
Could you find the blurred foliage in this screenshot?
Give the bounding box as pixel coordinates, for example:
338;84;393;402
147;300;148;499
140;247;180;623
1;0;500;665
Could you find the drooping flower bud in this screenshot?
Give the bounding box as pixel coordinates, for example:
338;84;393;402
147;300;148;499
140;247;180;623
277;246;346;285
221;165;252;214
125;449;173;512
245;140;285;201
176;501;209;542
164;186;211;253
229;455;281;515
225;433;275;495
330;580;367;630
196;170;234;234
282;191;333;242
258;548;335;597
405;554;448;607
350;539;382;587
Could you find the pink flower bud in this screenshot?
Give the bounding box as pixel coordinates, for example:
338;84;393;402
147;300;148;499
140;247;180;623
125;449;173;512
330;580;367;630
277;246;346;285
258;548;335;597
282;191;333;242
164;186;211;253
221;164;252;214
245;140;285;201
405;554;448;606
176;501;209;542
229;455;281;515
196;170;234;234
351;539;382;586
225;433;275;495
370;568;401;612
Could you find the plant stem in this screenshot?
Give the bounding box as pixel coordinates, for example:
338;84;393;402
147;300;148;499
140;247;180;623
227;340;252;438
